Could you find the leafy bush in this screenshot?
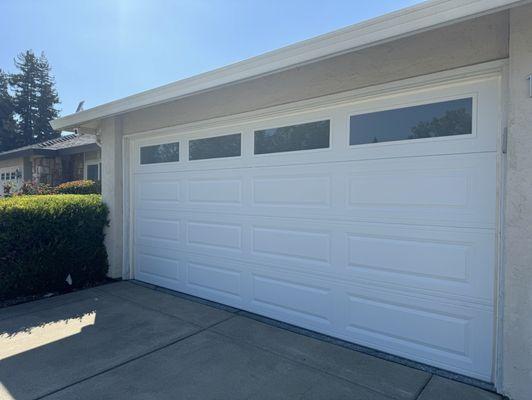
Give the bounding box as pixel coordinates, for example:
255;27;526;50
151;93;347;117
17;181;55;195
0;195;109;301
54;180;101;195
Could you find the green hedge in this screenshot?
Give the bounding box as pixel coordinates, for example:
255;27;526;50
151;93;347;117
17;180;101;196
0;195;109;301
55;180;101;195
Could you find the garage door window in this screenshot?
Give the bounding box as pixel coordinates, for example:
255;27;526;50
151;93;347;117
189;133;241;160
349;97;473;145
140;142;180;164
254;120;330;155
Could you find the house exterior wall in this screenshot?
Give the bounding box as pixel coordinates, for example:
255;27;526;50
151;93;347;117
32;156;63;186
0;157;24;169
121;11;509;135
22;157;32;181
501;4;532;400
0;157;24;196
101;117;123;278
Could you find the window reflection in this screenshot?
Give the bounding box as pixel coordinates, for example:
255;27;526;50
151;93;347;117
350;98;473;145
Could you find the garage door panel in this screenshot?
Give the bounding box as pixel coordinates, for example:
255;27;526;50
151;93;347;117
251;273;334;327
131;76;499;380
340;288;493;381
252;226;332;266
343;152;496;228
252;175;331;207
136;217;180;244
135;246;182;285
344;293;471;356
135;210;492;301
134;175;182;210
186;261;243;301
135;153;494;229
343;226;495;303
186;221;243;252
188;178;242;205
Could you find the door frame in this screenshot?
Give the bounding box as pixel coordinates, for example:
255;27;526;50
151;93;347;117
121;59;507;386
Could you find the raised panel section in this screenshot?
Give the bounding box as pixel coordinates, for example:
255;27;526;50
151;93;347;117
253;176;330;207
137;218;180;243
187;262;241;299
345;294;470;356
252;275;332;325
139;181;179;202
347;235;468;281
252;227;330;265
188;179;241;204
349;173;469;208
137;251;179;280
187;221;242;251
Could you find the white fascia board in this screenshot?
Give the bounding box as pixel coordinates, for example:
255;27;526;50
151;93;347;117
51;0;528;131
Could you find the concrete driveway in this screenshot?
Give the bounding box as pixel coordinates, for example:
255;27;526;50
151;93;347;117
0;281;500;400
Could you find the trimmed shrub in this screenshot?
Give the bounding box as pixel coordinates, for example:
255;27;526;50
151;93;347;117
54;180;101;195
17;181;55;196
0;195;109;301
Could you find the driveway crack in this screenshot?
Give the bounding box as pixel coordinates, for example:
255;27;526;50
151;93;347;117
36;314;236;399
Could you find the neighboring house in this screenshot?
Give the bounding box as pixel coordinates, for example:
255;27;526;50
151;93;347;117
0;134;101;195
51;1;532;399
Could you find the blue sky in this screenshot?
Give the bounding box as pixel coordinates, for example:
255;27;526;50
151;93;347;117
1;0;422;117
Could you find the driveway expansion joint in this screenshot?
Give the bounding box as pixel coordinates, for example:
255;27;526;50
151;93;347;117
36;314;237;400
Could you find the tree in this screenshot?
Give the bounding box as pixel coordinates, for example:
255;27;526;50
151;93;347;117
409;108;472;139
8;50;60;148
0;69;18;151
35;53;60;142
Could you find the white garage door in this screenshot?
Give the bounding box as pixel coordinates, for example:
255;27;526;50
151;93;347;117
130;74;500;381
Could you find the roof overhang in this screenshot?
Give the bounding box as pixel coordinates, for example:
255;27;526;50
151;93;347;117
51;0;530;132
0;148;56;162
0;142;100;161
56;142;100;156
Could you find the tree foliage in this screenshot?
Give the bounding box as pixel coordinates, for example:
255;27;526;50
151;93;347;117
410;108;471;139
0;50;60;152
0;70;17;151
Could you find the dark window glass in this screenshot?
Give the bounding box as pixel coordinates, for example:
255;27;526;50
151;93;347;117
254;120;330;155
189;133;241;160
349;98;473;145
140;142;179;164
87;164;99;181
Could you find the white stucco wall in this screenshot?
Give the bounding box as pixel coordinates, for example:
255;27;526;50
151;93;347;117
100;117;123;278
501;4;532;400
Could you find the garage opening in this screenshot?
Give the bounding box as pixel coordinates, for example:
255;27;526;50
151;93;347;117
129;74;500;381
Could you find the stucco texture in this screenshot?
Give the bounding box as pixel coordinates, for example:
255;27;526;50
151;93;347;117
502;4;532;400
121;11;509;135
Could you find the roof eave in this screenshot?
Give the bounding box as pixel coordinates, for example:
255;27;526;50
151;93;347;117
0;148;55;161
50;0;529;132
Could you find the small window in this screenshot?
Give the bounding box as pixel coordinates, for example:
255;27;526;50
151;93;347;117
87;164;100;182
189;133;241;160
254;120;330;155
140;142;179;165
10;172;15;180
349;98;473;146
1;173;4;180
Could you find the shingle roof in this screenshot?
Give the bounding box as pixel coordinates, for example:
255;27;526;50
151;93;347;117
0;134;99;160
34;134;98;150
